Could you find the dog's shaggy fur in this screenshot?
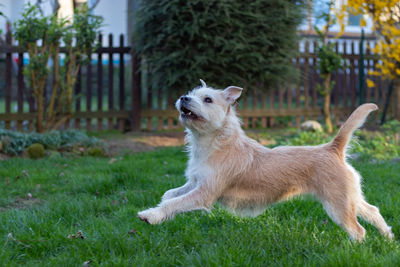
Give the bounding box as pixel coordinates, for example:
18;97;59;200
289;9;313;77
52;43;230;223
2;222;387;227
138;80;394;242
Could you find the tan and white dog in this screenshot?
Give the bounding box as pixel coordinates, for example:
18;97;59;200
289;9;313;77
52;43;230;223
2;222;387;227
138;80;394;242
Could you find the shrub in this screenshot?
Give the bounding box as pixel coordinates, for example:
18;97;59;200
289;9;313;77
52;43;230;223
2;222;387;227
352;124;400;161
87;147;106;157
27;143;45;159
272;120;399;160
13;4;103;132
134;0;305;91
0;129;100;155
276;131;332;146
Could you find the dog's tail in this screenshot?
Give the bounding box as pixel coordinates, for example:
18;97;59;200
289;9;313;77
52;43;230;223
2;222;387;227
329;103;378;158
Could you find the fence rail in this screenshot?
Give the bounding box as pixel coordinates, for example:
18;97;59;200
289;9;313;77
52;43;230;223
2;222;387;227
0;31;393;132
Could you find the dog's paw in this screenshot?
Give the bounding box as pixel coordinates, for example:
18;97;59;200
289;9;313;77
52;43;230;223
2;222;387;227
384;227;395;240
137;208;165;225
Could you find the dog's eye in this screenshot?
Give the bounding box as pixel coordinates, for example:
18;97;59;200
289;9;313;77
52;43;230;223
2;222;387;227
204;97;213;103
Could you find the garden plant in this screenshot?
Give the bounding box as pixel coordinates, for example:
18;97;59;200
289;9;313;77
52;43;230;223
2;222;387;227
134;0;305;91
13;4;102;132
342;0;400;120
314;0;343;133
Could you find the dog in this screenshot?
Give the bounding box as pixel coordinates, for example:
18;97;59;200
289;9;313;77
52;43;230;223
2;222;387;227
138;80;394;242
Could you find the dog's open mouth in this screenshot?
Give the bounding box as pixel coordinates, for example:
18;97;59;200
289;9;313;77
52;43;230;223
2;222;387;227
180;106;198;119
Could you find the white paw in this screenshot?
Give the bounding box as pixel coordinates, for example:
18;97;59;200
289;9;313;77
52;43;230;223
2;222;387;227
137;208;165;224
385;227;395;240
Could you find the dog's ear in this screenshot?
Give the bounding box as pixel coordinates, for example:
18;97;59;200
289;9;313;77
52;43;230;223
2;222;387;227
223;86;243;104
200;79;207;87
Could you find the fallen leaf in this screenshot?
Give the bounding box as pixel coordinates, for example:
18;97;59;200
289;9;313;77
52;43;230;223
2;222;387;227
83;260;92;267
67;230;85;240
108;158;117;164
128;229;137;236
22;170;30;178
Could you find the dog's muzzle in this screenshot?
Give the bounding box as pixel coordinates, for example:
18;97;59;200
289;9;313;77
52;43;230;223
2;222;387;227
179;97;199;120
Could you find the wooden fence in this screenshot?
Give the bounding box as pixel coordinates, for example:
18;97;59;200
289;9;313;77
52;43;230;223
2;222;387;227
140;39;391;130
0;29;141;132
0;31;393;132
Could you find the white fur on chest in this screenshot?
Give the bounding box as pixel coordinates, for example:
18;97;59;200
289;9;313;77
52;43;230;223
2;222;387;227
185;154;213;185
185;131;218;185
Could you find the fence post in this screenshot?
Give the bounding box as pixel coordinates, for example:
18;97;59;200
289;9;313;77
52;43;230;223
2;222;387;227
130;49;141;131
358;29;365;105
5;23;12;129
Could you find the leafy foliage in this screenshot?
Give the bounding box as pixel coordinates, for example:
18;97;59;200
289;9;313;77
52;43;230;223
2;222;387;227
343;1;400;85
273;121;400;160
134;0;305;91
352;120;400;160
0;129;100;155
26;143;46;159
313;0;343;133
317;43;342;75
13;4;103;132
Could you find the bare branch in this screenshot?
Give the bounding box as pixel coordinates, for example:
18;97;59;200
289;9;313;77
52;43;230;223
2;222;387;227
91;0;101;10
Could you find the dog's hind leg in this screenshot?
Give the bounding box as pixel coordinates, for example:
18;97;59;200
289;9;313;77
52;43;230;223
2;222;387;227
346;164;394;240
357;199;394;240
322;198;366;242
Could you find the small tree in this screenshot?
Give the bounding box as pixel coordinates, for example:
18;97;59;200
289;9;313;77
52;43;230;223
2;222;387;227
314;0;342;133
343;0;400;120
14;4;102;132
0;7;4;35
134;0;305;91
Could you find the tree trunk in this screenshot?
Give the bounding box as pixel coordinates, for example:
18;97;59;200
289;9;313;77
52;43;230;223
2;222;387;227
393;78;400;120
323;73;333;133
36;93;44;133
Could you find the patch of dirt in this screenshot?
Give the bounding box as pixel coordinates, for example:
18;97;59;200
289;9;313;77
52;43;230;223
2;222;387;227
0;153;10;161
135;135;185;147
105;132;186;155
0;197;41;213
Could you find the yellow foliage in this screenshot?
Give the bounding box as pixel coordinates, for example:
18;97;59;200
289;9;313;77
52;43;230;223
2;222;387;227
366;79;375;88
360;17;367;27
342;0;400;81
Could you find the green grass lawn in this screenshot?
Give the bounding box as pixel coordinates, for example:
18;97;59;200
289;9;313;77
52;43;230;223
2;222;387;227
0;146;399;266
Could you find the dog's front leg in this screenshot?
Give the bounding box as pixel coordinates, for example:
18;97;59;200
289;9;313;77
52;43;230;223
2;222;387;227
161;181;196;202
138;185;215;224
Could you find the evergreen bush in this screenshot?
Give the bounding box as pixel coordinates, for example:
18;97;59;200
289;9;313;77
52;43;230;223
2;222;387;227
0;129;100;155
134;0;305;91
27;143;45;159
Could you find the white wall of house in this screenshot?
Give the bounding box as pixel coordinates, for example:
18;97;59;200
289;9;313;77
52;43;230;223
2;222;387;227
95;0;127;46
0;0;25;34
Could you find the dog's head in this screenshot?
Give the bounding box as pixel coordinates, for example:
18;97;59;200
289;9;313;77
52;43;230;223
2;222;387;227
176;79;242;133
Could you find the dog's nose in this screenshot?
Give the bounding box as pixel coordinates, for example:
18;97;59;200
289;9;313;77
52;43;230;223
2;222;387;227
180;96;191;102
